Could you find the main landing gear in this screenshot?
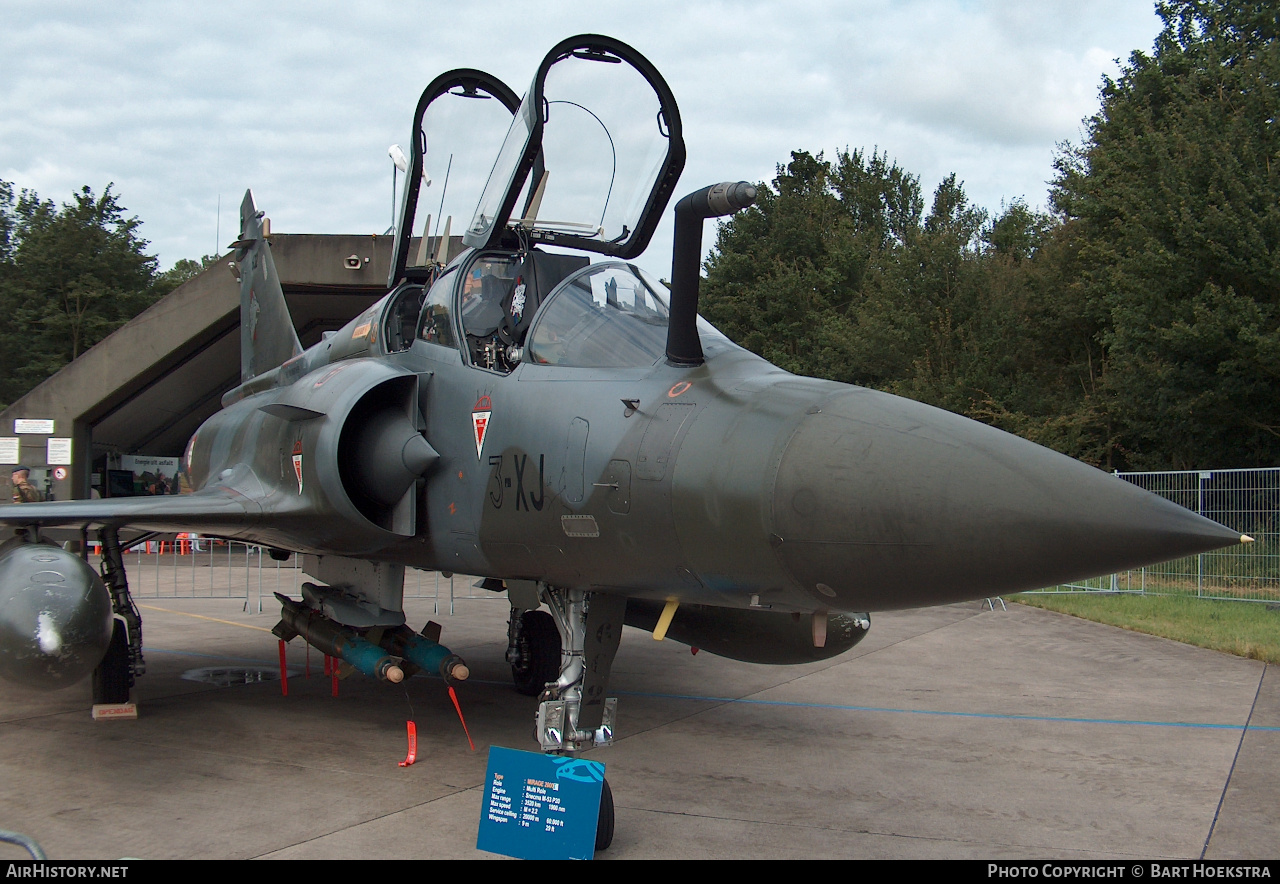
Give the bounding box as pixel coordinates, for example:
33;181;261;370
92;528;144;706
506;584;625;852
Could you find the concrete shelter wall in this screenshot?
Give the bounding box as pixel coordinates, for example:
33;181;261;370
0;233;400;502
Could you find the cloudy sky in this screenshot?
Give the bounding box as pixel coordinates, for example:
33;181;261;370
1;1;1164;277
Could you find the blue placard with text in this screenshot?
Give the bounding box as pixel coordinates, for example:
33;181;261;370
476;746;605;860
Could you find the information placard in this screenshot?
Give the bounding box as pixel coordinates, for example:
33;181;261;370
47;438;72;466
14;419;54;434
476;746;604;860
0;438;18;464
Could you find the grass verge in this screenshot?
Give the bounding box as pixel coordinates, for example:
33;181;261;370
1015;592;1280;664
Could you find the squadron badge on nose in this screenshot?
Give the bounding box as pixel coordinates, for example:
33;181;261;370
473;396;493;460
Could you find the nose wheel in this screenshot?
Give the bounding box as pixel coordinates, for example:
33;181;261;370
596;778;614;851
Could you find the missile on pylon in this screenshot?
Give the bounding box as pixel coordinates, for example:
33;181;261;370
272;593;404;683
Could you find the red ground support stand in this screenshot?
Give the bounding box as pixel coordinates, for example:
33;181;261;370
278;640;288;696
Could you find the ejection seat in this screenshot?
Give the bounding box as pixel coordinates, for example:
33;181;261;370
458;250;589;372
495;251;588;354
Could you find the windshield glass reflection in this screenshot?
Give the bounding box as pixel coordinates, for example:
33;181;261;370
527;263;670;367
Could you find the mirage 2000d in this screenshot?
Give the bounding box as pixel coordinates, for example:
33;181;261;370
0;35;1249;851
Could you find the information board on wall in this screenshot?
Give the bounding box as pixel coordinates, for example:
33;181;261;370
118;455;183;495
476;746;604;860
46;438;72;466
0;438;18;464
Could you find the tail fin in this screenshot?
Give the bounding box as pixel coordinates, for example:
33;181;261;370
235;190;302;382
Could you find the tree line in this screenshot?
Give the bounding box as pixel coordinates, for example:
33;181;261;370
701;0;1279;471
0;182;208;409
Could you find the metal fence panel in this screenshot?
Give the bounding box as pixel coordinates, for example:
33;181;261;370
101;540;499;614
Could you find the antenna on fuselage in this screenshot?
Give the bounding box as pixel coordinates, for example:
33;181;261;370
434;216;452;265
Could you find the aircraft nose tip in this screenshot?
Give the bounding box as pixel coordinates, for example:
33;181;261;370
772;389;1244;608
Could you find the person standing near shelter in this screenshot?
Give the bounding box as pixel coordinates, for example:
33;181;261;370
11;467;43;503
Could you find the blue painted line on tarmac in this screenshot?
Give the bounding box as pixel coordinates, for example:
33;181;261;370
614;689;1280;732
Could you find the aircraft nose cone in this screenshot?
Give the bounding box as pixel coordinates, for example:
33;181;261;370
772;388;1244;609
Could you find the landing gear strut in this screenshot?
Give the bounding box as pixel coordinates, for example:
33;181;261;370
92;528;144;705
507;584;627;852
533;587;625;753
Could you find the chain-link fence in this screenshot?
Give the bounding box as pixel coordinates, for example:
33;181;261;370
1033;467;1280;603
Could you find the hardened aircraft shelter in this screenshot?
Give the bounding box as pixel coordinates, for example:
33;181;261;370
0;234;457;501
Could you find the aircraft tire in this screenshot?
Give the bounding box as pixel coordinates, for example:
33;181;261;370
92;619;131;705
595;778;614;851
511;610;560;696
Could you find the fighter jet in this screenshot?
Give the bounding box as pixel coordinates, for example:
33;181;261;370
0;35;1248;850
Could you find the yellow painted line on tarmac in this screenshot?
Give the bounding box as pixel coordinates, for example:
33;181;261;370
138;603;275;634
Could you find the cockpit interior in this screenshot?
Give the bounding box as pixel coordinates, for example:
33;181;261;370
386;247;680;375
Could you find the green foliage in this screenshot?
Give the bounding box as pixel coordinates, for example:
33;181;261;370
0;182;179;409
701;148;927;386
703;0;1280;471
1052;0;1280;468
155;255;220;292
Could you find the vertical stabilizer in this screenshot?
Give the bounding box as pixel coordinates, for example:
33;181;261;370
236;190;302;382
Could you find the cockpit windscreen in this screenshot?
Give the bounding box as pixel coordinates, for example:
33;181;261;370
526;263;671;367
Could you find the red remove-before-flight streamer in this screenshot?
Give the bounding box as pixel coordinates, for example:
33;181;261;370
449;686;475;752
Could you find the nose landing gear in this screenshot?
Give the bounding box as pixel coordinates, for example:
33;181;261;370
506;584;626;851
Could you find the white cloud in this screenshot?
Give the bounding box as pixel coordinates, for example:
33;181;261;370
0;0;1162;271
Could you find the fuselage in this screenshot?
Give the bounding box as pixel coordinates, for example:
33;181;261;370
185;248;1241;617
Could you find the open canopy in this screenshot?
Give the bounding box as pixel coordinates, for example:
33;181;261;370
388;69;522;287
463;34;685;260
